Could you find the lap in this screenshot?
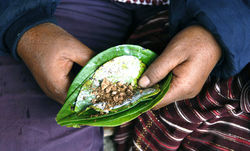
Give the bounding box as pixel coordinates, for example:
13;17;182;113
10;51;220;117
54;0;167;52
113;10;250;150
0;1;167;150
0;56;103;151
114;66;250;151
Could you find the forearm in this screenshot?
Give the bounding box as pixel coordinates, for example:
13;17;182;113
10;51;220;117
0;0;59;58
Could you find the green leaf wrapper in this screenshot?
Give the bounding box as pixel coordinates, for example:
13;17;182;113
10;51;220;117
56;45;172;127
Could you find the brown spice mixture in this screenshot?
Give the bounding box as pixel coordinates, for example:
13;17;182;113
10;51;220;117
91;78;136;111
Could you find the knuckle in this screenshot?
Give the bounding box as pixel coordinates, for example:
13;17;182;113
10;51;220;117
186;87;200;98
182;83;198;98
182;84;191;94
147;67;165;82
188;91;197;98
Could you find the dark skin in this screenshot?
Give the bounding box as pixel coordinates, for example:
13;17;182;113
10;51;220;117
139;25;221;110
17;23;221;108
17;23;94;104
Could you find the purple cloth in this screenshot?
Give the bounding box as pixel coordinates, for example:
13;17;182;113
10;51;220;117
0;0;167;150
54;0;167;53
0;56;103;151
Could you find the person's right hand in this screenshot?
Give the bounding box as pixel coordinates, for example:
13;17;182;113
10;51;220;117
138;25;221;110
17;23;94;104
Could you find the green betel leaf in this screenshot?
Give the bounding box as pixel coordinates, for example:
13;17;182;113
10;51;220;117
56;45;172;127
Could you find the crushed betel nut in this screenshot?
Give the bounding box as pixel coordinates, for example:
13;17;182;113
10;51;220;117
90;78;141;111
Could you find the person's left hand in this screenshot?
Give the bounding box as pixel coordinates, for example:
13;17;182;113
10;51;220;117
138;25;221;110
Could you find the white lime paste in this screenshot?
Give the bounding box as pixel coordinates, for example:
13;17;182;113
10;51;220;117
75;56;155;112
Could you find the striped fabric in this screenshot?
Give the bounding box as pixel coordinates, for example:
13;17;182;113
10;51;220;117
114;0;169;5
114;65;250;151
113;10;250;151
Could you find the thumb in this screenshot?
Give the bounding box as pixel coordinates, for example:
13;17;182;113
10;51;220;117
138;47;185;88
67;40;95;67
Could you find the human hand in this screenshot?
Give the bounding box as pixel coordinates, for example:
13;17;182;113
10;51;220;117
17;23;94;104
138;25;221;110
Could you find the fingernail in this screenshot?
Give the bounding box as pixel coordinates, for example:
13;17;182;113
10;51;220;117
139;76;150;88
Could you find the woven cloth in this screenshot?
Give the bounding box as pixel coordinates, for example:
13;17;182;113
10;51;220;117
113;10;250;151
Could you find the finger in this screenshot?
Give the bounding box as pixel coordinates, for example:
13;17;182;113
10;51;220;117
138;46;186;88
152;58;206;110
152;74;184;110
152;65;190;110
68;41;95;67
53;42;94;103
